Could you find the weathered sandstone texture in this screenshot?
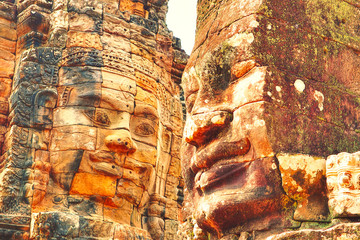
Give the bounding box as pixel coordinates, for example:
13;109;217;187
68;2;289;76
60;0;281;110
181;0;360;239
0;0;187;239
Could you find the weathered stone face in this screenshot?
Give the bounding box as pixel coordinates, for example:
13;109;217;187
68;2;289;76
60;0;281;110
327;152;360;218
182;0;360;237
0;0;187;238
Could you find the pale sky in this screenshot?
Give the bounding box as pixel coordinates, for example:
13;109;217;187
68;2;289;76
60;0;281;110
166;0;197;55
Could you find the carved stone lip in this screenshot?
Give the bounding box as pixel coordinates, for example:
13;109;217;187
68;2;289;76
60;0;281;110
195;160;251;193
190;138;251;174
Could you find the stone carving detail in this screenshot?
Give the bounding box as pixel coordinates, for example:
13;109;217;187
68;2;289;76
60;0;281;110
0;0;187;239
181;0;360;239
327;152;360;217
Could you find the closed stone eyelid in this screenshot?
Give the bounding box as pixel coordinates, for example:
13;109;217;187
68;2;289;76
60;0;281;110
83;110;111;127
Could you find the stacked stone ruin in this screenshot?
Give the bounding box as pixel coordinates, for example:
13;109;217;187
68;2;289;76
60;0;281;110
1;0;360;239
0;0;187;239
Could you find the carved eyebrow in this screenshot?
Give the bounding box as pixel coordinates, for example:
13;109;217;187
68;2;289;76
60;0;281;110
100;89;134;112
134;103;159;121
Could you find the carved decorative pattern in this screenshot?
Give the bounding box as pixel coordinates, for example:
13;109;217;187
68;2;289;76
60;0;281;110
327;152;360;217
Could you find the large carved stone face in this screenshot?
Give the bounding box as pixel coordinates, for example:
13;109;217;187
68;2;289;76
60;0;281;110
0;0;186;238
182;40;286;235
182;0;360;236
44;64;158;223
28;1;186;227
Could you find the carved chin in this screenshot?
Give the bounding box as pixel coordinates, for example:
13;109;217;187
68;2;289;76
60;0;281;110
193;157;286;235
194;189;284;235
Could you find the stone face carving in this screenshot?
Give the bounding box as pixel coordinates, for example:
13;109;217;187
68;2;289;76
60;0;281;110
0;0;187;239
181;0;360;238
327;152;360;218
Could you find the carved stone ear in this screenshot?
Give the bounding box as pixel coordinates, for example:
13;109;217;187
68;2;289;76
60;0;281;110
31;89;57;128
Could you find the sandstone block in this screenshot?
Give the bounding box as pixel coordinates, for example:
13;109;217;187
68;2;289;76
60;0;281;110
266;223;360;240
53;107;94;127
57;82;101;107
168;157;181;178
0;100;9;115
49;10;68;31
0;59;14;78
165;199;179;220
16;31;48;55
68;12;98;32
100;87;135;113
102;69;136;95
165;175;179;201
70;172;117;197
103;14;131;38
50;150;83;174
135;71;158;96
133;54;157;78
135;86;157;108
103;49;135;80
116;179;144;206
0;2;17;21
164;219;179;240
130;140;157;166
50;125;96;151
113;223;152;240
130;15;157;34
103;199;132;225
48;28;67;48
170;135;181;157
0;23;16;41
123;157;155;191
61;47;103;67
59;66;102;85
67;31;102;50
0;37;15;53
278;154;329;221
0;48;15;61
78;218;115;238
101;32;131;53
103;1;120;16
130;41;155;62
30;212;80;239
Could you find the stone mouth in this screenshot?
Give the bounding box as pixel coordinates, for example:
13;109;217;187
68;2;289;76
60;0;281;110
194;160;251;193
191;138;251;174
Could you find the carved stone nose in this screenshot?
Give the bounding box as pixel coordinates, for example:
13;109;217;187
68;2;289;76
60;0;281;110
184;111;233;147
105;131;137;154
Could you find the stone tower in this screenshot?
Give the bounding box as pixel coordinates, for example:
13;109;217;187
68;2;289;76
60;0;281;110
0;0;187;239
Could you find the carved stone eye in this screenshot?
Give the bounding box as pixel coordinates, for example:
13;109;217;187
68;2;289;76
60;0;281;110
135;123;155;136
94;111;111;126
83;110;111;127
